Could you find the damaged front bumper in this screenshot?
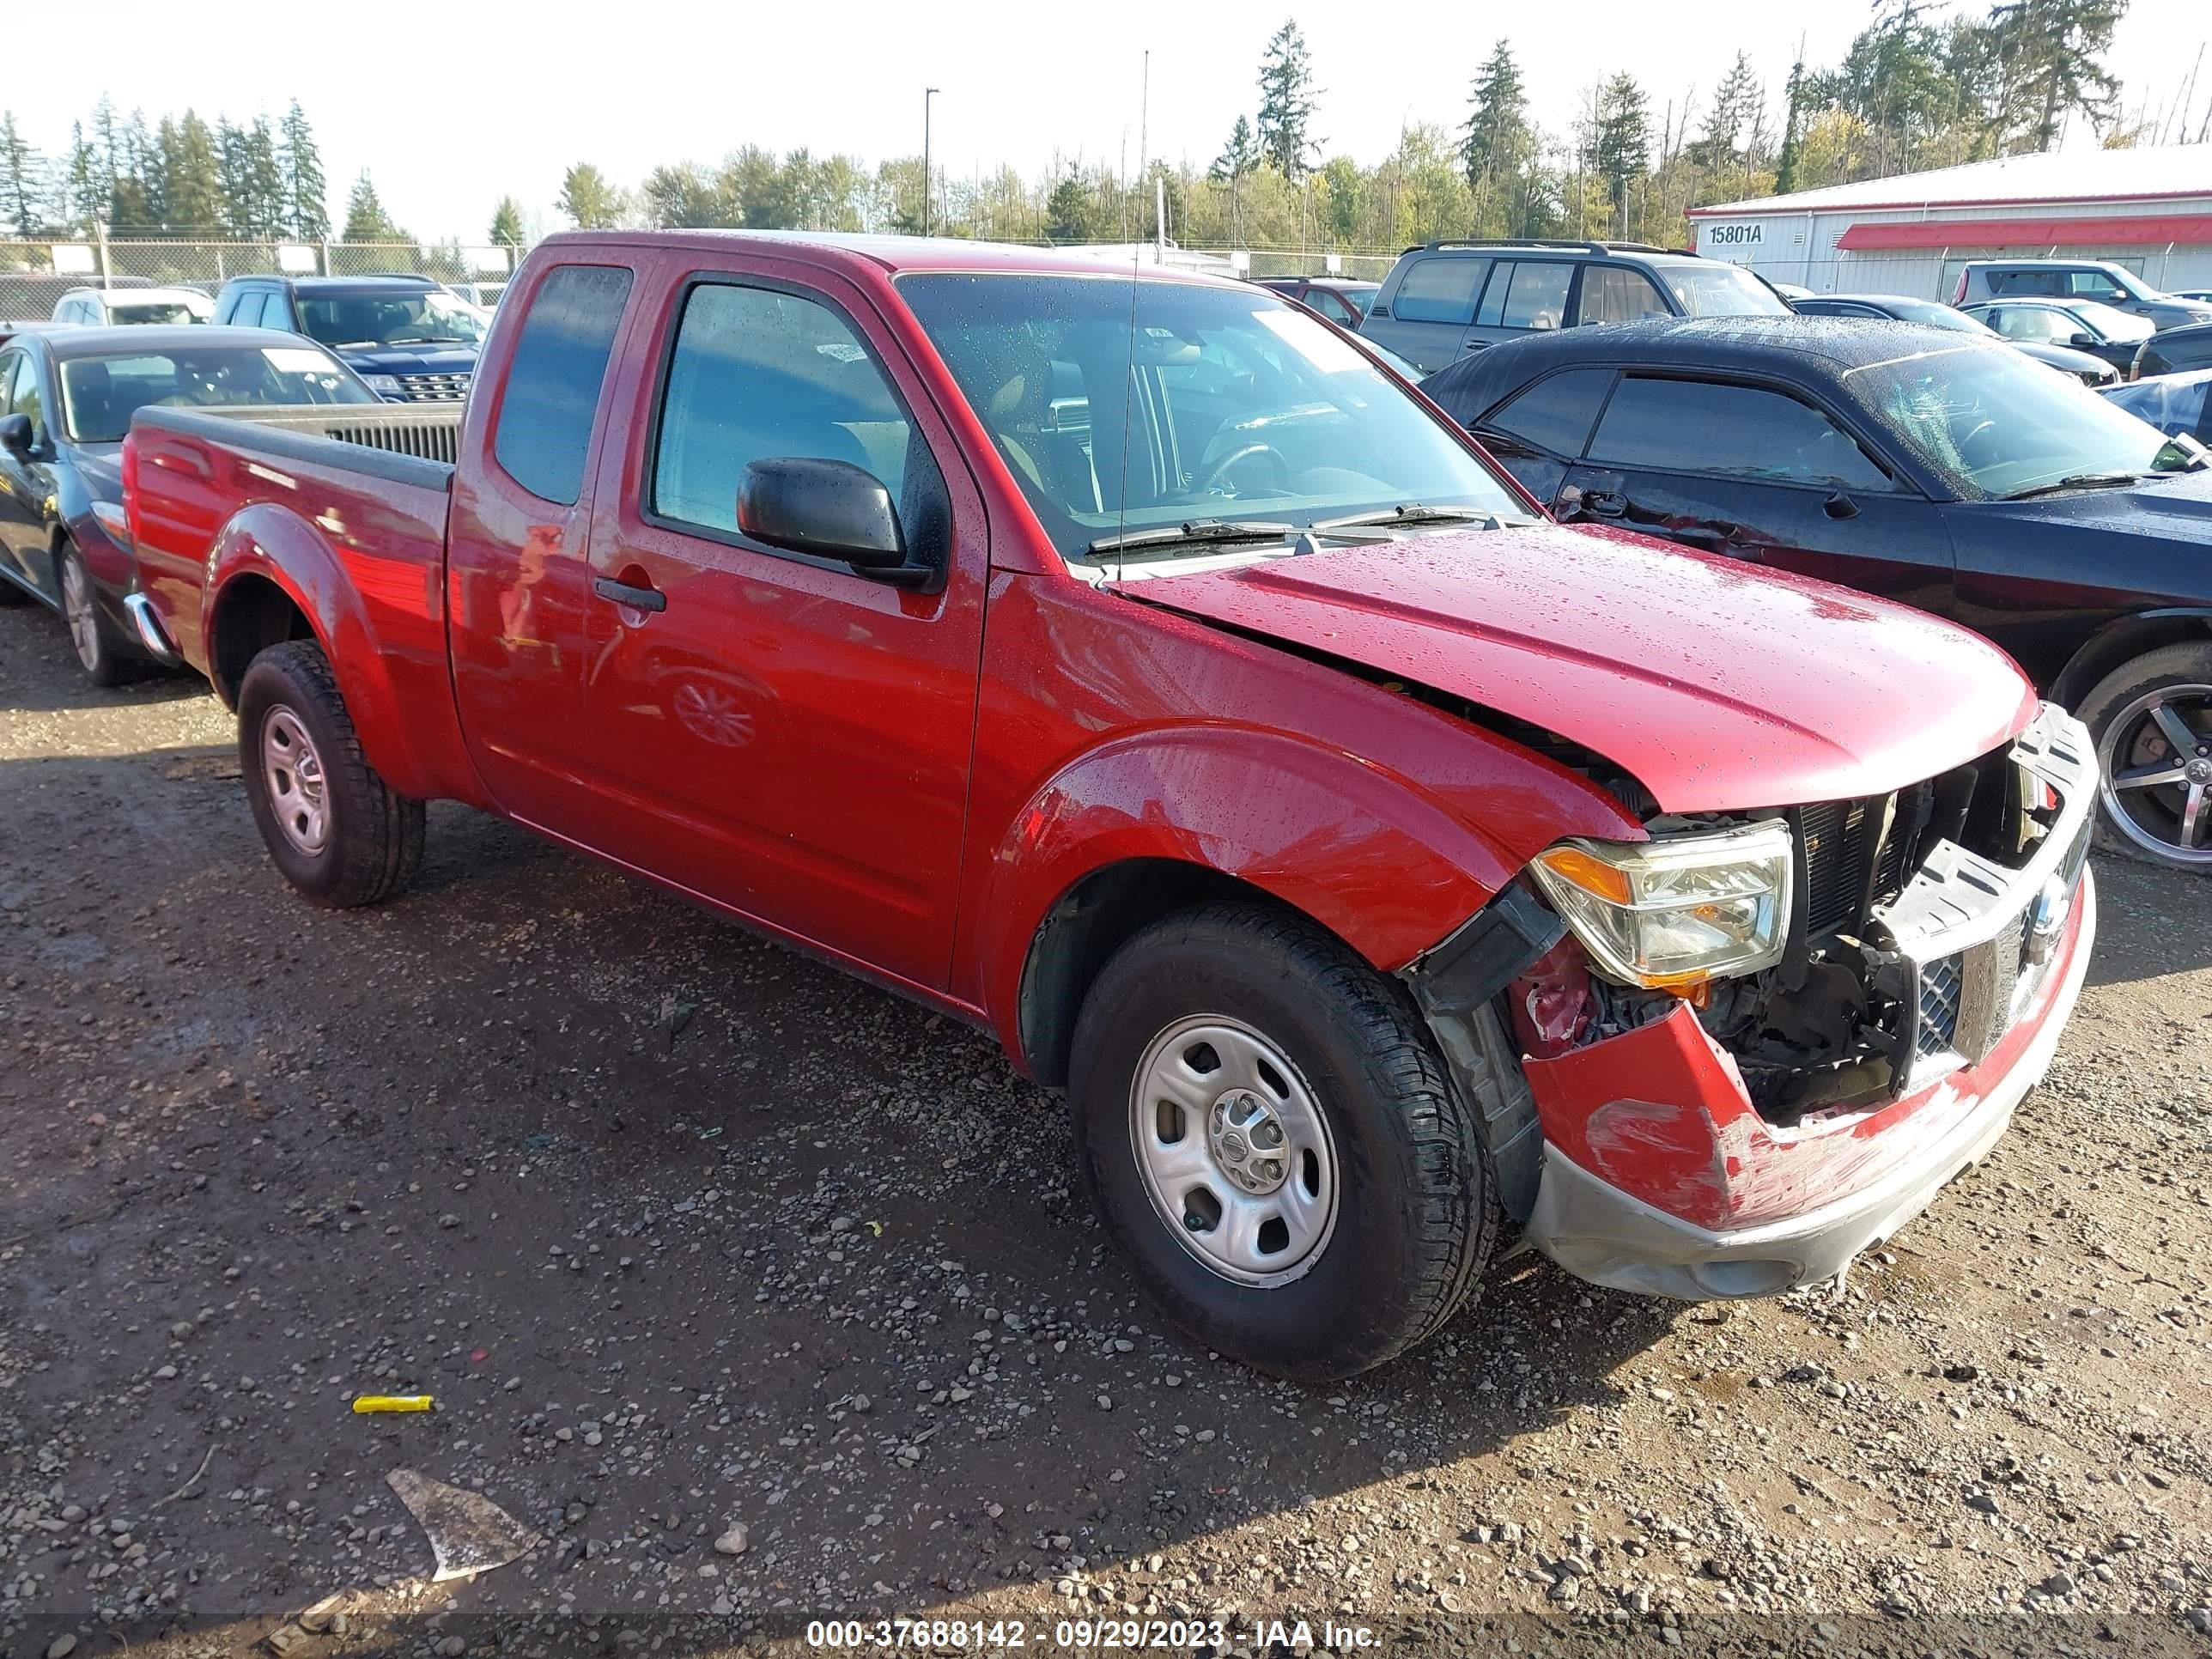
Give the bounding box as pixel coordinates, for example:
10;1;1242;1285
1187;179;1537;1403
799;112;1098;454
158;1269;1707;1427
1523;870;2092;1297
1508;702;2100;1299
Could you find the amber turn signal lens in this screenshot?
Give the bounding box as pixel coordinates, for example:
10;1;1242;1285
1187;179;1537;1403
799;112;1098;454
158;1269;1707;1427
1536;846;1633;905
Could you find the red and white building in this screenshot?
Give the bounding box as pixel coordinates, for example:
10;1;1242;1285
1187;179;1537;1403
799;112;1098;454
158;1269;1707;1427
1686;145;2212;301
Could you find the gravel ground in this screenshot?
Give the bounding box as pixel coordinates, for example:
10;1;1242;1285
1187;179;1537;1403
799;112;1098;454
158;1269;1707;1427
3;601;2210;1659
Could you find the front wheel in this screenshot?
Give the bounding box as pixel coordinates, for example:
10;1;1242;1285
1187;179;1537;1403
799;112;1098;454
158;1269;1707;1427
1069;902;1496;1381
2079;641;2212;871
236;640;425;908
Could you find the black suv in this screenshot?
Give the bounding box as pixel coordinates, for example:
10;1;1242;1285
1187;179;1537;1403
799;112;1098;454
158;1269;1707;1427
212;274;487;404
1357;239;1790;374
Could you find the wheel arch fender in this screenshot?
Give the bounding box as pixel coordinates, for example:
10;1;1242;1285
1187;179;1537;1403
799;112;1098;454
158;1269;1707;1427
977;726;1524;1085
203;504;433;798
2050;608;2212;711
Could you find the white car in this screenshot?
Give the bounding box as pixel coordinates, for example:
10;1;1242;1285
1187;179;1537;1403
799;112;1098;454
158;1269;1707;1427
51;286;215;327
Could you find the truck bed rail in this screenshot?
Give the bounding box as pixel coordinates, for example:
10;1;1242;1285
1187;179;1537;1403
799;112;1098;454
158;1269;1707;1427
131;404;459;488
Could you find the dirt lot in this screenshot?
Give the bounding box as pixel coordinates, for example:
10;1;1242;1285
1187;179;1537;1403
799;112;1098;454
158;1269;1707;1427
3;600;2211;1659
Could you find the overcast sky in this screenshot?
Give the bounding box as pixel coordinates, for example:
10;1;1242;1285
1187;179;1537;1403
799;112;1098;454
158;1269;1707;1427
27;0;2210;243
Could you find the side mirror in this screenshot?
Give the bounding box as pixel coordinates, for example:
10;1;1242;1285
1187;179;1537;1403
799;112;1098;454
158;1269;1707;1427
2070;332;2099;349
0;412;31;457
737;457;906;571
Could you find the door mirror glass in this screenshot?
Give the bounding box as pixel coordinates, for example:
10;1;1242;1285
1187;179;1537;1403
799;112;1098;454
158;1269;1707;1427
0;411;31;456
738;456;906;569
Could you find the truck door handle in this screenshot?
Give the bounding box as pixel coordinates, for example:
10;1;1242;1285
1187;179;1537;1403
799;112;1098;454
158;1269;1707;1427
592;575;665;613
1578;489;1627;519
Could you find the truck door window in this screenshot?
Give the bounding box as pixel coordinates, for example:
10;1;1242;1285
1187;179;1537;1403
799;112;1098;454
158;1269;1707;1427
652;282;939;545
489;264;635;506
258;293;292;330
1497;264;1573;331
1589;376;1891;491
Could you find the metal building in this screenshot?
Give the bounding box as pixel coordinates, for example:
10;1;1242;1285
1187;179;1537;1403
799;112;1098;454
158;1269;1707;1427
1686;145;2212;301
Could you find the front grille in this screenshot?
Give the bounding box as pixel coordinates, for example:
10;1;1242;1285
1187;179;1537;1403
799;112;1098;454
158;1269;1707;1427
397;372;471;403
1915;955;1963;1058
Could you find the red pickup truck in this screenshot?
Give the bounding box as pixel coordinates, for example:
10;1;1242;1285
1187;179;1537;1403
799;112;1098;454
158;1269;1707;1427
123;232;2097;1380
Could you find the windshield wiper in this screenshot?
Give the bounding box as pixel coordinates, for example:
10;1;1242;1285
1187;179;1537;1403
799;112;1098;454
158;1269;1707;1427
1084;519;1294;556
2002;471;2140;501
1310;502;1509;531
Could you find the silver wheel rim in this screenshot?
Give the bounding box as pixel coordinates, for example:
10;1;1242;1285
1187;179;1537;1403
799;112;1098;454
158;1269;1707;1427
261;706;331;855
2099;684;2212;866
61;554;99;672
1129;1014;1339;1287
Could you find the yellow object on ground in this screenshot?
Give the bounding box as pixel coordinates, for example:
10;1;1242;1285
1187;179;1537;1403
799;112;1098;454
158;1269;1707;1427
352;1395;434;1413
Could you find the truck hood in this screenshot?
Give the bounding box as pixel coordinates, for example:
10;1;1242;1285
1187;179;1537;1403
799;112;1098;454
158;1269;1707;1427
1107;523;2037;813
1974;463;2212;537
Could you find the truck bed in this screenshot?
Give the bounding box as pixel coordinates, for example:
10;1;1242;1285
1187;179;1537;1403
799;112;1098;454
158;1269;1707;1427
129;403;459;681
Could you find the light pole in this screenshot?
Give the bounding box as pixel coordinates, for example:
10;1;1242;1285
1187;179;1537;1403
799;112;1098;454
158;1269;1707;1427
921;87;940;236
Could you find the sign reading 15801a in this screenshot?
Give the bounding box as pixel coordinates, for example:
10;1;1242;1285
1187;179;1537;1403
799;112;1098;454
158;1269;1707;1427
1705;223;1765;246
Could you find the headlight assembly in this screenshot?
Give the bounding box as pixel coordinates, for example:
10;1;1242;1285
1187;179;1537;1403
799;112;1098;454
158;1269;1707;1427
1529;820;1793;990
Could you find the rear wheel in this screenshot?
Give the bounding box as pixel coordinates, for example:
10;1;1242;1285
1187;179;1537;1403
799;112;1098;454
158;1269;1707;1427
237;640;425;907
58;538;132;687
2080;641;2212;871
1069;902;1496;1382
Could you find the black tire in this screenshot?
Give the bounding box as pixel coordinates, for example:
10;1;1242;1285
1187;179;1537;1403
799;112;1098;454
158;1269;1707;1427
57;538;135;687
2076;640;2212;871
1069;902;1497;1382
236;640;425;908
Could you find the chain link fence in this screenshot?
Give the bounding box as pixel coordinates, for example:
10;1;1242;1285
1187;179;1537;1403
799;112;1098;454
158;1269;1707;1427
0;239;519;316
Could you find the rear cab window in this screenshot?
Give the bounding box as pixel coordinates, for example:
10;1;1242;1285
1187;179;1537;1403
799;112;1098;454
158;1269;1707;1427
490;264;636;505
1589;375;1892;491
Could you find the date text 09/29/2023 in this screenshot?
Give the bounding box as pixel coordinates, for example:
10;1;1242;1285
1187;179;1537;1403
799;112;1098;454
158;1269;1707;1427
804;1617;1378;1650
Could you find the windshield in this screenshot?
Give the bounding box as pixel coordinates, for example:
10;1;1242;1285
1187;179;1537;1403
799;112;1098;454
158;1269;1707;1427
1662;263;1792;318
58;343;374;443
112;301;207;326
295;289;488;349
2069;301;2155;341
1846;340;2196;500
896;273;1524;563
1879;299;1987;335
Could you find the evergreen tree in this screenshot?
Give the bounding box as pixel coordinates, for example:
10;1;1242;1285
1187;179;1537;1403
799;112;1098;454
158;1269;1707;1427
0;112;43;237
279;100;329;240
1591;74;1652;230
216;118;252;237
1773;56;1809;194
1988;0;2124;149
489;196;526;246
557;162;625;228
1460;40;1533;191
1255;20;1320;179
65;123;101;233
244;117;286;238
343;171;403;242
108;112;158;234
1043;167;1096;243
1692;52;1765;164
161;112;223;234
1209;116;1260;184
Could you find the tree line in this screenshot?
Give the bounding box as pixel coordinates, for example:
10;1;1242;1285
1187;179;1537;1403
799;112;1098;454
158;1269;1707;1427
547;0;2164;255
0;0;2173;258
